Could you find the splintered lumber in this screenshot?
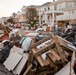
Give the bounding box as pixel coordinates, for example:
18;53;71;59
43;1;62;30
57;35;75;52
57;35;72;45
46;52;57;62
50;49;61;61
32;48;46;67
29;35;52;49
26;50;34;75
23;64;32;75
33;41;55;57
46;56;57;70
53;35;66;63
26;35;74;75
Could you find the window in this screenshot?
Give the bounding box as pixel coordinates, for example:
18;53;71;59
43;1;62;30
48;7;50;10
48;16;50;20
54;5;57;10
44;8;46;11
72;10;74;14
74;1;76;7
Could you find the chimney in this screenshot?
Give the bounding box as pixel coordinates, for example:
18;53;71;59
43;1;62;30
53;0;55;2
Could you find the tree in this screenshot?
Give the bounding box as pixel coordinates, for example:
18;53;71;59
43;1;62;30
7;17;15;24
26;7;38;27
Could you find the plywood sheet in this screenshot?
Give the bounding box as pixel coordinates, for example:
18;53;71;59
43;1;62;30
54;62;75;75
13;53;29;75
3;52;22;71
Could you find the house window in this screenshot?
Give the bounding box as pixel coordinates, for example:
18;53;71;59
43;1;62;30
54;5;57;10
44;8;46;11
74;1;76;7
48;16;50;20
48;7;50;10
72;10;74;14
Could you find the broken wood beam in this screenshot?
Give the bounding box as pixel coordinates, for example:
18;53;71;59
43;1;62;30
29;35;52;49
50;49;61;61
23;64;32;75
32;48;45;67
53;35;66;63
33;41;55;57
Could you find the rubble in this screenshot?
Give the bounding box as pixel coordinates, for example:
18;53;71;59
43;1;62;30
0;24;76;75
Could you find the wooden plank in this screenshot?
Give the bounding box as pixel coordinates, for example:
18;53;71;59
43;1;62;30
46;56;56;68
53;35;66;63
23;64;32;75
64;50;69;57
57;35;75;52
32;48;45;67
46;52;57;62
33;41;55;57
29;35;52;49
57;35;72;45
3;52;22;71
50;49;61;61
13;53;29;75
26;50;34;75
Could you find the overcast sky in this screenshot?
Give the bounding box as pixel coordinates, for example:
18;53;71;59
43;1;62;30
0;0;57;18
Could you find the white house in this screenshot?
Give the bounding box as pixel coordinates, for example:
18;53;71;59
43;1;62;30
16;6;27;25
38;1;64;26
56;0;76;28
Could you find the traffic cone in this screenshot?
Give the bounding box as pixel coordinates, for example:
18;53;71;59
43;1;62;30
25;28;29;34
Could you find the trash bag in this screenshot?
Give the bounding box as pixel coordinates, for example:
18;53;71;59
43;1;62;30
35;35;47;42
0;41;11;63
22;37;32;52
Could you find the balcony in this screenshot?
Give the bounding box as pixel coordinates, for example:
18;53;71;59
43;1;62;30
39;10;63;15
56;14;76;21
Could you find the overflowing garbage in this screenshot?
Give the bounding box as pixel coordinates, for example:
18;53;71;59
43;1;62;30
0;24;76;75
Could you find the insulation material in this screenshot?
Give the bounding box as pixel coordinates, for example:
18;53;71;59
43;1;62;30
13;53;29;75
3;52;22;71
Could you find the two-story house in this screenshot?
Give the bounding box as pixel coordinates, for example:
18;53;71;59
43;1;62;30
39;1;63;26
56;0;76;28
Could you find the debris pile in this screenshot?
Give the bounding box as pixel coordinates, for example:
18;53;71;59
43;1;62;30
23;35;76;75
0;24;76;75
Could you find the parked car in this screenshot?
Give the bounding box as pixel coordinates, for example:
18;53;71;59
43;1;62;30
23;24;31;30
14;24;21;28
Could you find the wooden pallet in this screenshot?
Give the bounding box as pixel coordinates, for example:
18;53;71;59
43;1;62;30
23;35;75;75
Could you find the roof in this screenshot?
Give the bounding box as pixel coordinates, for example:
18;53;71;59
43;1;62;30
41;2;52;6
27;5;39;8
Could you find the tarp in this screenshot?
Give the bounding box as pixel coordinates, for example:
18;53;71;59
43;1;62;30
22;37;32;52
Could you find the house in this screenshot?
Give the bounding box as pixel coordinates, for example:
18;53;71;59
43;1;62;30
38;0;64;26
56;0;76;28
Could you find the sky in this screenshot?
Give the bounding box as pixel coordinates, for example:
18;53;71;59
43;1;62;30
0;0;56;18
